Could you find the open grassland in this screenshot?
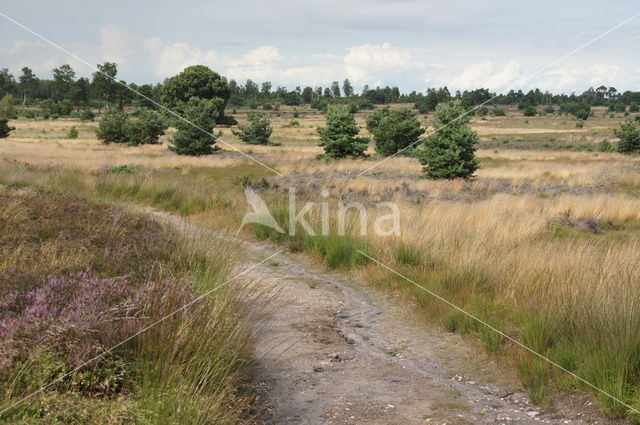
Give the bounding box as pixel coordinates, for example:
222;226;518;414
2;106;640;421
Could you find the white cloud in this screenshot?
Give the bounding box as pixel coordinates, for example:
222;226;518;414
239;45;283;66
344;43;420;84
446;61;523;91
99;25;135;65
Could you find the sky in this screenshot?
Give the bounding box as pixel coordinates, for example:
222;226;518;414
1;1;639;94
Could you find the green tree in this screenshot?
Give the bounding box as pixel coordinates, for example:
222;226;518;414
366;107;424;156
417;103;479;179
615;119;640;154
0;69;16;97
330;81;341;98
18;67;38;106
169;97;222;155
414;90;440;114
523;106;537;116
317;106;368;159
301;86;314;104
162;65;230;120
71;77;90;111
52;64;76;101
91;62;118;111
261;81;272;97
342;79;354;98
232;112;273;145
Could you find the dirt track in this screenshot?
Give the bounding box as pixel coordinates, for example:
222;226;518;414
151;209;624;425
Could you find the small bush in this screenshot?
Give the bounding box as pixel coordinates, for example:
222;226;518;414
79;109;95;122
232;112;273;145
616;119;640;154
66;126;78;139
597;139;615;152
523;106;537;117
576;120;585;128
107;165;138;174
492;108;506;116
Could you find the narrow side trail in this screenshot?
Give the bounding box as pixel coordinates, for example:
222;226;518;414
150;210;623;425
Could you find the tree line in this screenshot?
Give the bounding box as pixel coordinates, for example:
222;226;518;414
1;64;639;115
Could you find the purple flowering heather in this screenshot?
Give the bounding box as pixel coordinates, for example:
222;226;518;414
0;272;138;375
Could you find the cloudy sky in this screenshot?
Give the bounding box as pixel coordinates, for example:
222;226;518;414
1;1;639;93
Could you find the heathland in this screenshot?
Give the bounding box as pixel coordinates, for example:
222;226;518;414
2;102;640;422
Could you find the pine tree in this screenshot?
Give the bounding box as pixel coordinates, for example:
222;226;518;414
615;119;640;154
317;106;368;159
169;97;222;156
417;103;479;179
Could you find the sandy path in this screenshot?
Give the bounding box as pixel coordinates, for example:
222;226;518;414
150;209;624;425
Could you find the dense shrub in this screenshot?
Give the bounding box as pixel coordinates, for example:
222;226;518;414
417;102;479;179
232;112;273;145
366;107;424;156
616;119;640;154
492;108;506;116
96;109;128;144
476;106;489;117
317;106;368;159
79;109;95;121
124;109;166;145
23;110;37;119
597;139;615;152
609;103;627;113
544;105;555;114
560;102;591;120
0;95;17;119
356;99;375;110
96;109;166;146
523;106;537;117
0;119;14;138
